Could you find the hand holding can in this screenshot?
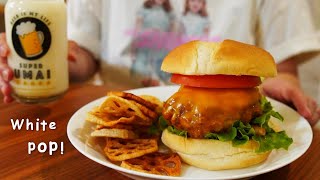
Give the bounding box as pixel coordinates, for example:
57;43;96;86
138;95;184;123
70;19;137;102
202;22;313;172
0;33;14;103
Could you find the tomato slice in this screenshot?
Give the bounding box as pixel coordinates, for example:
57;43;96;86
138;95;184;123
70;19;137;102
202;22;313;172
171;74;261;88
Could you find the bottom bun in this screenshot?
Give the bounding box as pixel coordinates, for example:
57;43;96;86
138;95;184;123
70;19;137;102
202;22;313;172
161;129;270;170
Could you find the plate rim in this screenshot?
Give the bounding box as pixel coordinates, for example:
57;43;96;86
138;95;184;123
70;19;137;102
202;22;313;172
67;85;313;180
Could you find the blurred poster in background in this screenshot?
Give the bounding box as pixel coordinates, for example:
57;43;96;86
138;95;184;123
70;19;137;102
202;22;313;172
123;0;219;86
107;0;220;86
69;0;220;87
67;0;320;101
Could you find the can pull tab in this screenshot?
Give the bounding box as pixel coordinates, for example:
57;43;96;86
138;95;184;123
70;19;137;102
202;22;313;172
37;31;44;45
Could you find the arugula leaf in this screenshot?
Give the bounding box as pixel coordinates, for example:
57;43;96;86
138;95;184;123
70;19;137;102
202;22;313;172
253;131;293;153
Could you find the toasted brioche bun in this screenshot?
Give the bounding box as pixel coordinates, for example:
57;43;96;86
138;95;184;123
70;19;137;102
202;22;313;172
161;129;270;170
161;40;276;77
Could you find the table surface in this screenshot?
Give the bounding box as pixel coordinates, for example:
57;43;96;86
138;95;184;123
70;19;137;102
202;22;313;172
0;84;319;180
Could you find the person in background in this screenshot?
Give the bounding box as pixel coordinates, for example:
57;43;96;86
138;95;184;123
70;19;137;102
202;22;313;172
132;0;175;86
180;0;210;39
0;0;319;126
300;0;320;111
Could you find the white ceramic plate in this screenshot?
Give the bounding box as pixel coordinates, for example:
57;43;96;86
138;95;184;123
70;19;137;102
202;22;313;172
67;86;313;180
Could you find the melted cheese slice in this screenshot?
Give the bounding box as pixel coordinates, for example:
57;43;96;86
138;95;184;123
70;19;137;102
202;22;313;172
173;86;261;110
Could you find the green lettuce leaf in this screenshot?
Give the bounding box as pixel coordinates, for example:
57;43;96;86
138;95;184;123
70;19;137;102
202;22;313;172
260;96;272;113
252;113;270;126
232;121;256;146
253;131;293;153
167;126;188;138
205;127;237;141
159;97;292;153
253;97;284;126
270;111;284;121
158;116;187;137
233;135;249;146
251;97;291;152
159;116;169;131
205;121;254;145
147;116;169;135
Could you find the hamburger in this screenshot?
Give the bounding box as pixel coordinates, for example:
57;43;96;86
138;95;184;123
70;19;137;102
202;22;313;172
160;40;293;170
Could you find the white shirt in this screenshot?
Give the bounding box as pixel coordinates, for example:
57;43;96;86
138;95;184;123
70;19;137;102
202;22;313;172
299;0;320;106
67;0;320;88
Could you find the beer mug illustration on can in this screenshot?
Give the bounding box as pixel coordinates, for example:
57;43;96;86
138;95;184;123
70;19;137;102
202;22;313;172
16;21;44;57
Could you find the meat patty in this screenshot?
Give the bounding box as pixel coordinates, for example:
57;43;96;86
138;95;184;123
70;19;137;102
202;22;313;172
162;86;262;138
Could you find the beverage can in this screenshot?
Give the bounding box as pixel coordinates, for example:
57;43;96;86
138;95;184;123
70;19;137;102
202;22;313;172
5;0;69;103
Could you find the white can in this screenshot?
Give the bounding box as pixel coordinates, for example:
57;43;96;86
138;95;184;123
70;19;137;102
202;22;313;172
5;0;69;103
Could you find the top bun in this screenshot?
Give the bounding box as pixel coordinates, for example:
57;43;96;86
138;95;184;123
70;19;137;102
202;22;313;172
161;40;277;77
